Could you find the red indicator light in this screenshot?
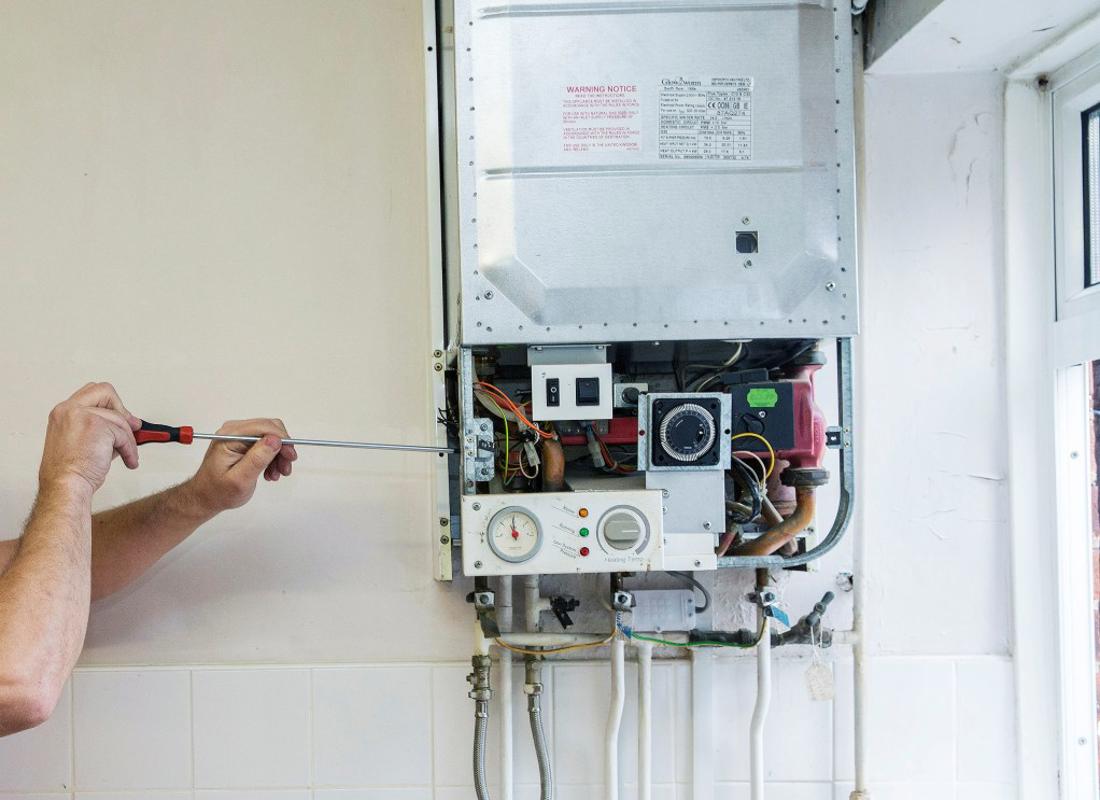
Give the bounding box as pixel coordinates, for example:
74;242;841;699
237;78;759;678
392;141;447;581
580;546;590;557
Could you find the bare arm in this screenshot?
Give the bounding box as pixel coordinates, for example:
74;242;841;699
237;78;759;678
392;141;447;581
0;384;139;735
88;418;297;600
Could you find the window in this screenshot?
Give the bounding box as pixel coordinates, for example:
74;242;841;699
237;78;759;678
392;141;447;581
1085;106;1100;288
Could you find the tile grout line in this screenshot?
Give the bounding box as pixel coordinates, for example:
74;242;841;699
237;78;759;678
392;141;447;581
307;669;315;791
428;665;436;800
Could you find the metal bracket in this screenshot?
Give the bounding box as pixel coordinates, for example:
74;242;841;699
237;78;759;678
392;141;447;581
825;426;844;448
612;590;635;612
463;417;495;484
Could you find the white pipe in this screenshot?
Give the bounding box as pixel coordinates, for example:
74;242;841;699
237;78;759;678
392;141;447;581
605;636;626;800
524;575;548;631
749;610;771;800
498;576;514;800
499;632;608;647
636;640;653;800
850;522;870;799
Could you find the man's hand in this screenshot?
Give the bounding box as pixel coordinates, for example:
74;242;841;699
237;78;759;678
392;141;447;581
184;419;298;515
38;383;142;495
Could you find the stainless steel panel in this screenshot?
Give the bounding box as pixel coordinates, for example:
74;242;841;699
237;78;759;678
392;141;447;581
452;0;858;344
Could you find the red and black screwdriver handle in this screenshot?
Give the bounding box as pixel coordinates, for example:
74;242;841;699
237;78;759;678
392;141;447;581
135;420;194;446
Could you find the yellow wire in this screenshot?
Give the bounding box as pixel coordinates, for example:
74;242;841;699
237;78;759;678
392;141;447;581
730;432;777;478
484;395;510;481
493;633;615;656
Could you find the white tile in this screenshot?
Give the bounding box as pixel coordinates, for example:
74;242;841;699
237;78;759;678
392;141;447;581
643;662;678;785
709;655;832;782
314;791;432;800
0;795;69;799
73;670;191;789
432;664;499;787
551;661;639;785
193;668;310;788
833;658;956;783
670;661;692;784
197;792;309;800
834;783;956;800
955;659;1017;783
312;666;431;786
77;794;191;799
0;681;72;791
956;782;1018;800
716;784;833;800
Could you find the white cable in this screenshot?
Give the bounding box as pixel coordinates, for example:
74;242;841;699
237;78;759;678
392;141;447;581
498;577;514;800
749;610;772;800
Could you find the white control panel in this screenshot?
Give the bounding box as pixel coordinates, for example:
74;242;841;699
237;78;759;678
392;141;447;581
530;363;613;422
461;490;664;576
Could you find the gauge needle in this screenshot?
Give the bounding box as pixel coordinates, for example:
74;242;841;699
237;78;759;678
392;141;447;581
511;515;519;540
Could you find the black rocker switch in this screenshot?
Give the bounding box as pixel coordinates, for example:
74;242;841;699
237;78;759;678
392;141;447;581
546;378;560;407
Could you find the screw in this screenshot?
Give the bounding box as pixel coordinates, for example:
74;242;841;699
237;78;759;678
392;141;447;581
826;281;837;291
472;502;481;511
1071;451;1080;459
481;421;490;431
703;521;712;531
439;517;449;526
661;489;670;498
757;410;766;419
433;349;443;358
694;560;702;567
440;535;450;544
484;290;494;299
474;560;483;569
743;259;753;269
465;480;475;488
742;216;750;224
434;363;443;371
1079;736;1088;746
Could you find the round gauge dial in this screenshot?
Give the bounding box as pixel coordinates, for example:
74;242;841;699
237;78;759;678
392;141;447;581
486;507;543;564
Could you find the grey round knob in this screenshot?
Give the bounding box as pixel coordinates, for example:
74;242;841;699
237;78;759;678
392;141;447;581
599;506;649;552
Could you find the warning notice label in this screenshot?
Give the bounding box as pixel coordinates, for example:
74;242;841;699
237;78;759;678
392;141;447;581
561;83;642;154
658;77;752;161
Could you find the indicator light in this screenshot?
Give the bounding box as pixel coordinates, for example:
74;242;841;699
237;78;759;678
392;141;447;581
579;546;590;557
579;527;590;537
578;507;589;518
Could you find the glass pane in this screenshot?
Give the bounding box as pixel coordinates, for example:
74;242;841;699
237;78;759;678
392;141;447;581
1085;107;1100;288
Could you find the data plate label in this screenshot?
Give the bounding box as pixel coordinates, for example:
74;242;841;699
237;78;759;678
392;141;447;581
658;76;752;161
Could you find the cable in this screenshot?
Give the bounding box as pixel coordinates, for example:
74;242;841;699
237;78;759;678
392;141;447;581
733;450;767;483
728;457;763;522
730;432;776;478
476;381;555;440
493;633;615;657
665;571;710;613
620;616;768;649
482;395;511;481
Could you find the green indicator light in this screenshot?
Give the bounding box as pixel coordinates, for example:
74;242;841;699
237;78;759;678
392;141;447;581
579;527;590;537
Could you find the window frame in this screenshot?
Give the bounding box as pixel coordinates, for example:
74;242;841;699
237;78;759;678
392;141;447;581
1007;34;1100;800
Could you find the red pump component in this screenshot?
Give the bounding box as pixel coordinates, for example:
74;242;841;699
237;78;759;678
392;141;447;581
729;363;827;470
558;416;638;446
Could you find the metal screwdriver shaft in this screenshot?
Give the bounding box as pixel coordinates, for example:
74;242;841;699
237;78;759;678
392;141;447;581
134;420;454;454
192;433;453;454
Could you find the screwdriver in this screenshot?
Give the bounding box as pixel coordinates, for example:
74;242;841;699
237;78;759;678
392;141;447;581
134;421;455;455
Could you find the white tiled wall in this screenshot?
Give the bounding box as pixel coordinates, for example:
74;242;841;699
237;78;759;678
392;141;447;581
0;655;1015;799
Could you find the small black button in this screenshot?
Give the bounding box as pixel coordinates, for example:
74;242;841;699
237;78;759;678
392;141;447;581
736;231;758;254
740;413;765;434
575;377;600;406
546;378;560;407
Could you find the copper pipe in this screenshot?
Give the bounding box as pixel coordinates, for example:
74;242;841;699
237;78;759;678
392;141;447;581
729;487;816;557
540;438;565;492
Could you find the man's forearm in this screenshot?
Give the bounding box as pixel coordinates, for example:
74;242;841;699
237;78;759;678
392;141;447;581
0;481;92;733
90;481;216;600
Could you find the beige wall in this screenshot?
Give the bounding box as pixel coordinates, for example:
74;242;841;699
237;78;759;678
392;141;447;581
0;0;470;663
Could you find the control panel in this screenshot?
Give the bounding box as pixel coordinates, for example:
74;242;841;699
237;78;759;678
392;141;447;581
530;363;613;422
461;490;664;576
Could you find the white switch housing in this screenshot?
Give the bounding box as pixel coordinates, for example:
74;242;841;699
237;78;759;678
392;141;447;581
530;363;613;421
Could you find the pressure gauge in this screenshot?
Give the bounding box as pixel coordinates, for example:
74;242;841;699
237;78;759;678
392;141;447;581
486;507;543;563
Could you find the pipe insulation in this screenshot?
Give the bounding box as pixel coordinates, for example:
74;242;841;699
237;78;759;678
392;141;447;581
749;609;772;800
605;636;626;800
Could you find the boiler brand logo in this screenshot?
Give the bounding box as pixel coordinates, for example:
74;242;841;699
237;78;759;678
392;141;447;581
661;77;702;87
565;84;637;93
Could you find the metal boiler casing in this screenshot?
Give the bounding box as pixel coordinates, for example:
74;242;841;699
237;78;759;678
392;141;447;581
448;0;858;344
